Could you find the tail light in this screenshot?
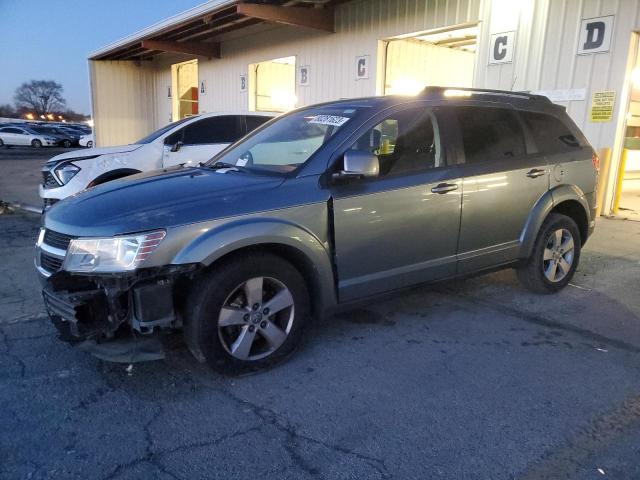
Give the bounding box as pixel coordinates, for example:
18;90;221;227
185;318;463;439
592;152;600;171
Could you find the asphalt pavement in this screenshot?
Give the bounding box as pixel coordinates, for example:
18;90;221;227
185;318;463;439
1;209;640;479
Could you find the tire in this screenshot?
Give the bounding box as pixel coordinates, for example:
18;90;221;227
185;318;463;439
31;139;42;148
517;213;581;294
62;140;71;148
185;252;310;374
87;141;93;148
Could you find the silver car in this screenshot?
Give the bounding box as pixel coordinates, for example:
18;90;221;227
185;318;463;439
36;87;598;373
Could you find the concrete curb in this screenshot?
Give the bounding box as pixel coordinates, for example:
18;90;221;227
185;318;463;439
8;202;41;215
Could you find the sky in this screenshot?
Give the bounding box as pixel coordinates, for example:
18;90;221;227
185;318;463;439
0;0;205;115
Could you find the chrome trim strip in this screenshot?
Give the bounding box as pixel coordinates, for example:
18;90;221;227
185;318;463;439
34;259;52;278
40;242;67;259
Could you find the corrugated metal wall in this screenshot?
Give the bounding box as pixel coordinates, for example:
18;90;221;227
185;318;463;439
90;61;159;146
91;0;640;212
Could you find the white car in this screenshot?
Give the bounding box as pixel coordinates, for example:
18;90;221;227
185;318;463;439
0;125;58;148
40;112;274;208
79;133;94;148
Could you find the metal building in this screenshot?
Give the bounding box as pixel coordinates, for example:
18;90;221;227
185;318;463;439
89;0;640;216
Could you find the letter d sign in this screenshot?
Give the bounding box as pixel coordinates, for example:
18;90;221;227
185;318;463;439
578;15;614;55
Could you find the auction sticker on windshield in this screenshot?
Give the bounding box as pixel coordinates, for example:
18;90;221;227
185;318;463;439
307;115;350;127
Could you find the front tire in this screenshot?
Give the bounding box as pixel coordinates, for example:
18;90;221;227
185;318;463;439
31;139;42;148
517;213;581;294
62;140;71;148
185;253;310;374
87;141;93;148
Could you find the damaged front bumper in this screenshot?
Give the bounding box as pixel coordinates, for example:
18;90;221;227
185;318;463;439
42;264;197;362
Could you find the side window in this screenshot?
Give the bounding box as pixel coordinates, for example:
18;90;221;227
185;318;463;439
3;128;20;134
454;107;526;163
346;107;442;177
164;129;183;145
182;116;241;145
245;116;271;133
521;111;582;154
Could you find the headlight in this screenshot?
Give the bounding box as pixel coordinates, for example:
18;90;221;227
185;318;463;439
63;231;166;273
54;163;80;184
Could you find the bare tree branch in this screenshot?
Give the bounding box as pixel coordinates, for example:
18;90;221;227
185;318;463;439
14;80;66;116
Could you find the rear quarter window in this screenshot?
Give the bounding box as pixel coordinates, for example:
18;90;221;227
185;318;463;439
521;111;584;154
454;106;526;163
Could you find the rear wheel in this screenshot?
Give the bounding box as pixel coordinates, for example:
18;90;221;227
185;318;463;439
62;139;71;148
185;253;310;374
517;213;581;293
31;139;42;148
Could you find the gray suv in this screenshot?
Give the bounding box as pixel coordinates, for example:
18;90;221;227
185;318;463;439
35;87;598;372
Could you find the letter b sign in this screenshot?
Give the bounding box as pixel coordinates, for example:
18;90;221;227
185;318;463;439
578;16;614;55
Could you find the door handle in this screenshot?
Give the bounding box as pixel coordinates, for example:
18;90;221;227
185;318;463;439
526;168;546;178
431;183;458;194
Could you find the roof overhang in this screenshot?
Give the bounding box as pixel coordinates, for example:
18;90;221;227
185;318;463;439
90;0;343;61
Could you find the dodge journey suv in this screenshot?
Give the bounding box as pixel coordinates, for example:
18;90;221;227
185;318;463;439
36;87;598;373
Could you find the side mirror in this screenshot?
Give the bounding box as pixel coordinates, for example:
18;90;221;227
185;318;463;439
333;150;379;180
170;141;183;153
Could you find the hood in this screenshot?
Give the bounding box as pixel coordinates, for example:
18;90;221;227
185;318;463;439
44;167;286;237
47;144;143;163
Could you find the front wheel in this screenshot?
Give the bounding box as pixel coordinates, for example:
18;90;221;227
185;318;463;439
87;141;93;148
185;253;310;374
517;213;581;294
62;140;71;148
31;139;42;148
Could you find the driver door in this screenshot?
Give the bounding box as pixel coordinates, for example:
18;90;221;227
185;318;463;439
330;105;463;302
162;116;243;167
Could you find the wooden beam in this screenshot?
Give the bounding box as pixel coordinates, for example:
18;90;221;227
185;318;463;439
141;39;221;58
236;3;334;33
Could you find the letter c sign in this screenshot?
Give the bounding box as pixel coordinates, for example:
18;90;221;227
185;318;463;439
577;15;614;55
489;31;515;65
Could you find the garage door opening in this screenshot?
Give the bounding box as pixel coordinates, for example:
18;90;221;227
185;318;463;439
171;59;199;121
612;38;640;220
249;56;296;112
382;24;478;96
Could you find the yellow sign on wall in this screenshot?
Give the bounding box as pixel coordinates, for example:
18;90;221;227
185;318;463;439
590;90;616;122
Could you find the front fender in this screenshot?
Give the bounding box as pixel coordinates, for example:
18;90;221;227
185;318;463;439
519;184;590;258
171;217;337;310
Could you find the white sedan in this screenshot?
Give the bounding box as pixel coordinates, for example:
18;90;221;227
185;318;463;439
79;133;94;148
0;125;57;148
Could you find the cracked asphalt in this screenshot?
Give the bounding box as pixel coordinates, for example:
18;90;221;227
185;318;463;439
1;210;640;479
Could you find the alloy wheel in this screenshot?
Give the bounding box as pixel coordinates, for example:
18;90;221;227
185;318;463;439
217;276;295;361
543;228;574;283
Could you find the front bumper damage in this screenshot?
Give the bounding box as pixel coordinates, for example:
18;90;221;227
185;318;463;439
42;264;198;363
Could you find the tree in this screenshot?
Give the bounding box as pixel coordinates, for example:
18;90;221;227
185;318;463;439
0;104;16;118
14;80;66;116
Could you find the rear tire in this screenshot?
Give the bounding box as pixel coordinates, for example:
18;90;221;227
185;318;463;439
31;139;42;148
517;213;581;294
184;252;310;374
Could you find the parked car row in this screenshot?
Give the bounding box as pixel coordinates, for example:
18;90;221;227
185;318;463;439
0;122;92;148
35;88;598;374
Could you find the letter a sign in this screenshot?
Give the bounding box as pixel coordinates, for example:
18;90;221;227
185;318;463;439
578;15;614;55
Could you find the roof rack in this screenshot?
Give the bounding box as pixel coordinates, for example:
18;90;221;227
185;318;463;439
420;86;551;104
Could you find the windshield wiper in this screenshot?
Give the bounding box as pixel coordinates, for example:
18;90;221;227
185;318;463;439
202;161;247;172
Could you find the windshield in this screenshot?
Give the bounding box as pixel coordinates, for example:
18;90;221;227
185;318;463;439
135;116;194;144
206;107;359;174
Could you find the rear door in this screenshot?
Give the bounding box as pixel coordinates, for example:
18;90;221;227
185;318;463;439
330;105;462;301
1;127;23;145
453;105;550;274
162;116;243;167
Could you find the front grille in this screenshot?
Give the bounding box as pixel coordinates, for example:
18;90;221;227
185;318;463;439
43;229;74;250
42;171;59;189
40;252;63;273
